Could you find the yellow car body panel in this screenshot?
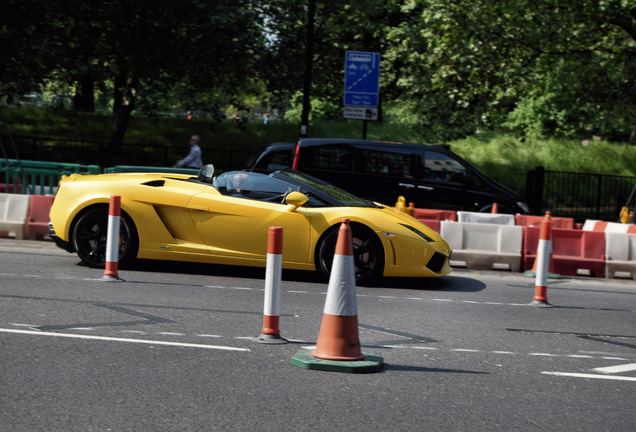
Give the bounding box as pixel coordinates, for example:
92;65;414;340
49;170;452;279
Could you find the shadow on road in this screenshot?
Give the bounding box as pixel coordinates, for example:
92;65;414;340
111;259;486;292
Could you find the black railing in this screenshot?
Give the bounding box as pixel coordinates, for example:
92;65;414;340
0;135;254;172
526;166;636;222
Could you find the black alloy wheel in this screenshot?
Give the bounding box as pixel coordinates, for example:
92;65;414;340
318;224;384;285
72;207;138;268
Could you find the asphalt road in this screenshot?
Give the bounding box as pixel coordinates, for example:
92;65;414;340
1;239;635;431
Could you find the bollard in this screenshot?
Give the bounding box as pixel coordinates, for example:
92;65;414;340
253;226;287;344
102;195;124;282
531;213;553;307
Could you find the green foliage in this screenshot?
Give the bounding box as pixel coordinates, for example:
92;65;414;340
283;91;341;122
451;131;636;196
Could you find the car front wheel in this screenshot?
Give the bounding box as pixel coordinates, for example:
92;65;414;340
72;207;138;268
317;224;384;285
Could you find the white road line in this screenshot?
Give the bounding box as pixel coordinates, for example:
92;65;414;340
594;362;636;374
542;371;636;382
0;328;249;352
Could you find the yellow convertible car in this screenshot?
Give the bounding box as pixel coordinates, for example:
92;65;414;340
49;166;452;284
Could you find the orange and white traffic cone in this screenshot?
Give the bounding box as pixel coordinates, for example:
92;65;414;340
531;213;554;307
524;212;560;279
291;218;383;372
101;195;124;282
311;218;364;361
253;226;287;344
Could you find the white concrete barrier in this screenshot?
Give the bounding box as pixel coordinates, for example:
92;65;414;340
605;232;636;280
456;211;515;225
441;220;523;271
0;193;31;239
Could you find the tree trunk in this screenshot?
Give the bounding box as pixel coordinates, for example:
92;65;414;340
629;117;636;145
72;76;95;112
108;104;133;156
108;72;136;156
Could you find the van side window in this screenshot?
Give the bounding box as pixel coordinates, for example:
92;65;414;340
355;149;422;178
301;145;353;170
424;150;479;184
258;150;291;170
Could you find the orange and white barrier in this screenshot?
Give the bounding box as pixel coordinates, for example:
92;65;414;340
102;195;123;281
311;218;364;361
532;213;552;306
253;226;287;344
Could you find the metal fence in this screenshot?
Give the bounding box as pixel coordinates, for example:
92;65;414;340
526;166;636;222
1;135;254;172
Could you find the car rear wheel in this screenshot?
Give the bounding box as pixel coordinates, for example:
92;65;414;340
317;224;384;285
72;207;138;268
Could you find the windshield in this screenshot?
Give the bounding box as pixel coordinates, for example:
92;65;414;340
277;169;375;207
213;169;377;208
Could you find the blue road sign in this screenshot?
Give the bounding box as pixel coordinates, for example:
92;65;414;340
344;51;380;107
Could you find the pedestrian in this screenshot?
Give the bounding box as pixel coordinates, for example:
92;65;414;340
173;135;203;169
263;113;269;124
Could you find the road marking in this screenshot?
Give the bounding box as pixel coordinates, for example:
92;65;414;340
594;362;636;374
0;328;249;352
542;372;636;382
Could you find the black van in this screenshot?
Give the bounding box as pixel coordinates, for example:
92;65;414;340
245;138;529;214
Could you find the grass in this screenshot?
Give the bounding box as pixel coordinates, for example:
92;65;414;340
2;107;636;197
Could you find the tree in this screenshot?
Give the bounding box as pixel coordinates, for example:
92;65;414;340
382;0;636;141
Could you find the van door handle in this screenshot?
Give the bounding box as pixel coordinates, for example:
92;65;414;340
399;183;415;189
417;185;434;191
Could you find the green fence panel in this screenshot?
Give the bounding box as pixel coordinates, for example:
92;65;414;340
0;159;101;195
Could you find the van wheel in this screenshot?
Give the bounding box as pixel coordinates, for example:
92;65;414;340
317;224;384;285
72;207;138;268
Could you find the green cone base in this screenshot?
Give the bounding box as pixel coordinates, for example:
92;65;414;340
291;348;383;373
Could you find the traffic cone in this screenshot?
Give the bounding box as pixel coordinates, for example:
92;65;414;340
253;226;287;344
312;219;364;360
524;212;560;279
290;219;383;372
101;195;124;282
531;212;554;307
491;202;498;214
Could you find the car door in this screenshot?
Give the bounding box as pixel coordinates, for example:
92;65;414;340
187;192;312;265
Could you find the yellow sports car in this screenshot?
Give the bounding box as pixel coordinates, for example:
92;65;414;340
49;166;452;284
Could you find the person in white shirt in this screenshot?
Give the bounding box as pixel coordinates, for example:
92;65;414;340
174;135;203;168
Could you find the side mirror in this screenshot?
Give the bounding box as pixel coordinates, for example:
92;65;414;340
285;191;309;211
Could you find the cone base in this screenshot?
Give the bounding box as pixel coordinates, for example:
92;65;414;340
100;274;124;282
523;270;562;279
291;349;383;373
252;333;288;344
529;300;554;308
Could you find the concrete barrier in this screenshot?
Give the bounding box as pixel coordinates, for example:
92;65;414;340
515;214;575;229
523;227;605;277
441;221;522;271
456;211;515;225
412;208;456;233
583;220;636;234
0;193;31;239
27;195;55;240
605;232;636;280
